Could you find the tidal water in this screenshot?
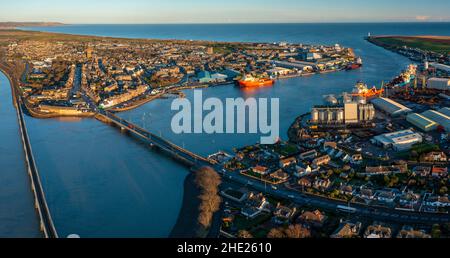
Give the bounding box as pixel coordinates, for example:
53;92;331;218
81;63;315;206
13;23;450;237
0;71;40;237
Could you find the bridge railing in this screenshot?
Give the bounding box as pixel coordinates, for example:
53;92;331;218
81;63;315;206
102;111;214;165
16;98;58;238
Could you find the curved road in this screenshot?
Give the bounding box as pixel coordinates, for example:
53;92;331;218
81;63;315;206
219;168;450;225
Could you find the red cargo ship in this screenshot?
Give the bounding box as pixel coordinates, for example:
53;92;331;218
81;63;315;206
238;75;275;88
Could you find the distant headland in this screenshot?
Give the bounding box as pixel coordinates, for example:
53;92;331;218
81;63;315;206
0;22;64;29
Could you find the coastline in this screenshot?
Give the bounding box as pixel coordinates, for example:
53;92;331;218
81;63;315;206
169;172;202;238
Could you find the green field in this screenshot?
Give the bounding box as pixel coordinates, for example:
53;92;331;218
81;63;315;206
371;36;450;54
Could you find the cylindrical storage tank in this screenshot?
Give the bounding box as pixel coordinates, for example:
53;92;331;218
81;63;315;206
337;109;344;122
312;109;319;122
327;110;334;122
358;96;367;105
319;110;326;122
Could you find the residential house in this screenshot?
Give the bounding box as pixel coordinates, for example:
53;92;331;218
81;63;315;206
241;192;270;219
421;152;448;163
270;170;290;182
364;223;392;238
279;157;297;168
364;165;402;176
298;177;313;188
323;141;338;151
340;185;354;196
431;166;448;177
376;190;397;203
397;226;431;238
398;192;421;209
412;166;431;177
331;221;362;238
252;166;270;176
273;203;297;224
357;188;375;201
298;210;327;227
424;195;450;208
312;155;331;167
299;150;318;160
351;154;363;165
313;178;331;190
295;165;313;178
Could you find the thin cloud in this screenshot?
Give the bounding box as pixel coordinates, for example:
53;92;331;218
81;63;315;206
415;16;430;21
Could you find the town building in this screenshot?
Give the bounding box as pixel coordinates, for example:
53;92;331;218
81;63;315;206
331;221;362;238
427;77;450;91
372;129;423;151
397;226;431;239
241;192;270;219
364;223;392;238
298;210;327;227
252;166;270;176
421;152;448;163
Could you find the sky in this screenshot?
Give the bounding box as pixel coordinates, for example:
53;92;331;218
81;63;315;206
0;0;450;24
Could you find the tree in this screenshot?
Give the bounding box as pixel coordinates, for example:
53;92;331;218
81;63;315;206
195;167;222;229
267;225;312;239
237;230;253;239
267;228;285;238
432;224;442;238
284;224;311;238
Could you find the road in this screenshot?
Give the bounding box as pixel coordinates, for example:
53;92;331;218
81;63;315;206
218;167;450;225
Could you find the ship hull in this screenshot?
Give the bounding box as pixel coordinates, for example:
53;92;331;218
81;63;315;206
346;63;362;71
238;79;274;88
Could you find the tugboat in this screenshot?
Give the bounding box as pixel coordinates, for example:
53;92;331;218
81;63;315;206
346;57;363;70
238;74;275;88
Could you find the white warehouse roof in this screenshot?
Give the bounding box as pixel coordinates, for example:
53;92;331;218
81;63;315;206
371;97;412;116
373;129;423;151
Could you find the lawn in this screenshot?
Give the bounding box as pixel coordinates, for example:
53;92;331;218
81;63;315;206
233;213;272;231
372;36;450;54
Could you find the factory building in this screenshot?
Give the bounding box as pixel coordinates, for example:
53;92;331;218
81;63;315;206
421;110;450;132
358;104;376;122
406;113;439;132
372;129;423;151
430;63;450;73
311;103;375;125
427;78;450;91
438;107;450;117
344;102;359;124
311;106;345;124
371;97;412;117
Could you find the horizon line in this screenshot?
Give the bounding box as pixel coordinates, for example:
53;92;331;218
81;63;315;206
11;21;450;26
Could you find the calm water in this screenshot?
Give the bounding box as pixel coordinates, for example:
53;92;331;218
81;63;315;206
14;23;450;237
0;71;40;237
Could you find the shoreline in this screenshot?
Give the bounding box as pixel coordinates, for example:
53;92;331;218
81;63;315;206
169;172;202;238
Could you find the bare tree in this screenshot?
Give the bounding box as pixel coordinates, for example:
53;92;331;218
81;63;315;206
267;228;286;238
195;167;222;229
237;230;253;239
284;224;311;238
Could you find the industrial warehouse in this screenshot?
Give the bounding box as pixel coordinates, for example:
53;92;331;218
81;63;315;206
370;97;412;117
372;129;423;151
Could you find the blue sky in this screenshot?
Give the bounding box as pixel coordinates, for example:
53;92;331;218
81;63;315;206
1;0;450;23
